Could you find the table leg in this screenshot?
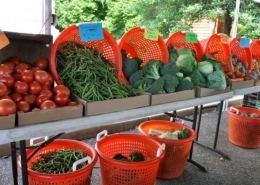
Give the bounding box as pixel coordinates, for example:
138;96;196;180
20;140;28;185
10;142;18;185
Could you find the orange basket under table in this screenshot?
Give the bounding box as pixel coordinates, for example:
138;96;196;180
250;40;260;59
228;106;260;148
95;131;165;185
138;120;196;179
165;31;204;62
229;37;252;71
50;23;123;85
200;33;232;64
18;139;98;185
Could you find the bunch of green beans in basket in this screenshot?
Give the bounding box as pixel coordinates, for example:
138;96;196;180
56;42;141;102
31;149;87;174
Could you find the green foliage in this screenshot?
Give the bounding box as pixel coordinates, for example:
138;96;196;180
189;69;206;87
143;60;164;80
159;62;179;76
129;70;144;85
176;77;194;92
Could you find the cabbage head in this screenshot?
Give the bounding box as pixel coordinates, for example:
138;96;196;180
176;54;197;75
176;46;193;56
197;61;213;76
206;70;227;90
189;69;206;87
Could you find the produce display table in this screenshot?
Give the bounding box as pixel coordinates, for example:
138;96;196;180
0;91;234;185
234;86;260;96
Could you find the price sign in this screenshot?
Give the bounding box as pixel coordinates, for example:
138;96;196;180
220;34;229;44
78;23;104;42
240;37;250;48
186;32;197;43
0;29;10;49
144;27;159;41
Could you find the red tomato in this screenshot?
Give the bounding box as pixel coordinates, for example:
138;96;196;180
14;63;30;74
34;70;49;85
0;65;11;76
2;62;15;74
5;88;12;95
36;95;50;107
53;85;70;96
10;93;23;102
0;95;12;100
45;72;54;86
0;82;8;97
41;84;50;90
67;101;78;106
21;70;34;83
23;94;37;107
29;81;42;95
16;101;30;112
0;75;15;88
40;100;57;110
9;56;21;65
0;99;16;116
39;89;53;99
13;81;28;94
30;67;41;74
53;92;69;106
13;73;21;81
34;58;49;70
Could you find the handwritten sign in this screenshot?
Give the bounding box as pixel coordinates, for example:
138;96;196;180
186;32;197;43
144;27;159;41
0;30;10;49
240;37;250;48
78;23;104;41
220;34;229;44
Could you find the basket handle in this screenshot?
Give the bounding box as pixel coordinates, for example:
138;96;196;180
30;136;49;146
96;130;108;141
72;156;92;172
230;107;239;114
156;143;166;157
148;128;164;135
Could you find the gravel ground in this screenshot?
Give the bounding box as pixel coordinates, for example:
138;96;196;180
1;110;260;185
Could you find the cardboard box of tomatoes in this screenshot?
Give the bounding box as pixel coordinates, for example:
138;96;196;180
0;31;83;128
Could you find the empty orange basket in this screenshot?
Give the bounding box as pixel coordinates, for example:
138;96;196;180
228;106;260;148
138;120;196;179
250;40;260;59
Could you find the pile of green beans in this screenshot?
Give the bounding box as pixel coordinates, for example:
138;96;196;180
56;42;141;102
31;149;87;174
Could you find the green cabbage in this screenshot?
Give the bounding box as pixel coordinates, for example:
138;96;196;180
206;70;227;90
197;61;213;76
176;54;197;75
176;46;193;56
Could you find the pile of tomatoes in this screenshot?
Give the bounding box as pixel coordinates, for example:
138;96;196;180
0;56;77;116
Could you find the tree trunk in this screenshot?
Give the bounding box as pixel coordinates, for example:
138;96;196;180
223;9;233;35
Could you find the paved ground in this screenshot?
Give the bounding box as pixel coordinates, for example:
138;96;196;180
1;109;260;185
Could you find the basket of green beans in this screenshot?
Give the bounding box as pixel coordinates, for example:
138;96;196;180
18;139;98;185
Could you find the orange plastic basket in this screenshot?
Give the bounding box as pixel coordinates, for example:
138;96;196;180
138;120;196;179
228;106;260;148
118;26;169;64
229;37;252;71
95;131;165;185
250;40;260;59
200;33;232;64
165;31;204;61
18;139;98;185
50;23;122;85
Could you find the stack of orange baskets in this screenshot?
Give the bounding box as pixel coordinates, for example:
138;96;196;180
18;139;98;185
138;120;196;179
49;23;123;85
228;106;260;148
95;130;165;185
229;37;252;71
165;31;204;62
200;33;232;64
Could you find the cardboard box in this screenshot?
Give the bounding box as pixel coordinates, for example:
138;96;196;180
254;80;260;86
150;90;195;106
0;31;52;65
17;104;83;126
0;114;15;129
228;79;254;90
195;86;230;97
76;93;150;116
